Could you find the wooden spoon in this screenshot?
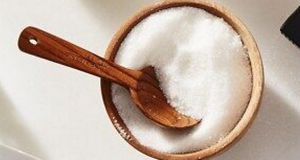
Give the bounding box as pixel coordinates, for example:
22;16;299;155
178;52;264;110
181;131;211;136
18;26;200;129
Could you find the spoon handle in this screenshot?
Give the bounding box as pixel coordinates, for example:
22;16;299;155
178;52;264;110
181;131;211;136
18;26;140;89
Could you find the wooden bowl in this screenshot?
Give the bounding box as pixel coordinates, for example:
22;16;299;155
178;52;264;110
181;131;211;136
101;0;264;159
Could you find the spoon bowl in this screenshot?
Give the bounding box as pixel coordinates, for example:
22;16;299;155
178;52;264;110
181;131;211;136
130;66;199;128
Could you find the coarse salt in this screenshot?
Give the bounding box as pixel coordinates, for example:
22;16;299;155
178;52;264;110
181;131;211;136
111;7;252;153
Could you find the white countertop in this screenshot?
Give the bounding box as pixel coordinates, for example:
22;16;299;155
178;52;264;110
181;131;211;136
0;0;299;159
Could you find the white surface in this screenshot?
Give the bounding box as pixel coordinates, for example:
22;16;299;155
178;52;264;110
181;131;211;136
0;144;40;160
0;0;299;160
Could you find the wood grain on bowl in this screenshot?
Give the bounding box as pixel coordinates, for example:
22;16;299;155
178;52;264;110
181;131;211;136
101;0;264;160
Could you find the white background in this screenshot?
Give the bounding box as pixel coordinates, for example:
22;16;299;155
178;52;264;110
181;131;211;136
0;0;300;159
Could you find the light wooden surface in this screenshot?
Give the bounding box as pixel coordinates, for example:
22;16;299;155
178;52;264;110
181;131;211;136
102;0;264;159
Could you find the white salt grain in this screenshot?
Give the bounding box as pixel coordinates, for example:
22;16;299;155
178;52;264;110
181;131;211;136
111;7;252;153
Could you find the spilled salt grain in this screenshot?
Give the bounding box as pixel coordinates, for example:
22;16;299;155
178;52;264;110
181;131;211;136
111;7;252;153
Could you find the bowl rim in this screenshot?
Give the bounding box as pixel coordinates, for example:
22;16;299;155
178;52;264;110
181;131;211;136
101;0;264;159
